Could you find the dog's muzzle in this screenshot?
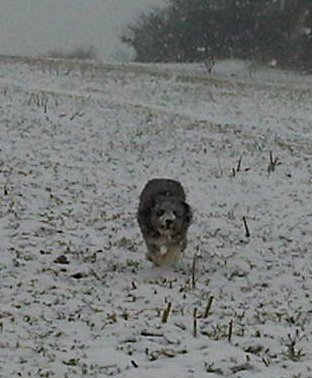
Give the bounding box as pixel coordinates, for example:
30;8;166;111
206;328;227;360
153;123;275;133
159;211;176;231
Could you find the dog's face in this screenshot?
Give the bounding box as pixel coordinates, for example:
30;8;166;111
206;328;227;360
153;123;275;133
150;196;191;237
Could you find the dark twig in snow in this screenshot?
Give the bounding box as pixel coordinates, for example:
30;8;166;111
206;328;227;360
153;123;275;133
161;302;172;324
228;319;233;343
267;151;280;173
243;216;251;238
193;308;198;338
203;296;214;319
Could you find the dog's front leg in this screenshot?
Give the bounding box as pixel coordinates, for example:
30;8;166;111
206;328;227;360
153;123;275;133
151;243;182;266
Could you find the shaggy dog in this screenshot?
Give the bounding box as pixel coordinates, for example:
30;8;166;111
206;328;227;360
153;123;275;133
137;178;192;266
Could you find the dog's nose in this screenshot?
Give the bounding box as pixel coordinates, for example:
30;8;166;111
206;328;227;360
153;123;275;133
165;219;172;227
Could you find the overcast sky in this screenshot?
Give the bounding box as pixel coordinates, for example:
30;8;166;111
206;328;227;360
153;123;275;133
0;0;165;60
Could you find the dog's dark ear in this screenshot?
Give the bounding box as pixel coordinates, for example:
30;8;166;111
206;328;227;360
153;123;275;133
183;202;192;226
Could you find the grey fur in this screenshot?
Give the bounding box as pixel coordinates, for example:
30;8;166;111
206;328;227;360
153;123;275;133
137;178;192;266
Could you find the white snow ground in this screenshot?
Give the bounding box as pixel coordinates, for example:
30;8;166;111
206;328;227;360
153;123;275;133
0;56;311;377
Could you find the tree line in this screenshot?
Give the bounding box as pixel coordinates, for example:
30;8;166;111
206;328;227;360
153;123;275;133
121;0;312;69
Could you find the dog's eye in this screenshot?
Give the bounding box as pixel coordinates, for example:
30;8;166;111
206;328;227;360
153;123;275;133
156;209;165;217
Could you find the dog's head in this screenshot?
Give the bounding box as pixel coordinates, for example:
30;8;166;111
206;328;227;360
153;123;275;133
150;195;192;236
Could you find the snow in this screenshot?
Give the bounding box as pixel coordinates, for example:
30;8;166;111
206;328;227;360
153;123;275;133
0;56;311;377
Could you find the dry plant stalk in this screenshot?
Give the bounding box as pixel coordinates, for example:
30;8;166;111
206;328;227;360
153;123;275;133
203;296;214;318
242;216;251;238
192;254;198;289
231;155;243;177
161;302;172;323
131;360;139;368
236;155;242;172
267;151;279;173
228;319;233;342
193;308;198;338
141;330;164;337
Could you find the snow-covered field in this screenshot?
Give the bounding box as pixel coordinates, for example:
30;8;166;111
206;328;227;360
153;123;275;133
0;56;311;377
